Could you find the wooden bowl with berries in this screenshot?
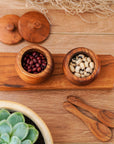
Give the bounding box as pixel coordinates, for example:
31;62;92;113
63;47;101;85
15;45;54;84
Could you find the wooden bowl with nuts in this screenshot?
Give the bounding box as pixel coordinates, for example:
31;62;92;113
63;47;101;85
15;45;54;84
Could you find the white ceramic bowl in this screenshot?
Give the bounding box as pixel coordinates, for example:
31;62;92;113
0;100;53;144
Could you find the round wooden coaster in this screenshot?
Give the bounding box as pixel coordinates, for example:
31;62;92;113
0;15;22;45
18;11;50;43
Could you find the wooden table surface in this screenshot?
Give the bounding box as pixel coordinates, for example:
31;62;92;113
0;1;114;143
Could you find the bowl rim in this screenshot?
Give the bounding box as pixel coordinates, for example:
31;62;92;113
0;100;53;144
16;44;53;78
63;47;101;85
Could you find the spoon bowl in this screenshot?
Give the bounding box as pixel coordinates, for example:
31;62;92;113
89;121;112;142
98;110;114;128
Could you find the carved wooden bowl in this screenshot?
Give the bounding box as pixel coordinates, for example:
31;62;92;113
15;45;54;84
63;47;101;85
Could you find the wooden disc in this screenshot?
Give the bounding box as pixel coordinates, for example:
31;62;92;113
0;15;22;45
18;11;50;43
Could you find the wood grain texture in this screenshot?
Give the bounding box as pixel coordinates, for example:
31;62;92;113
0;0;114;143
0;8;114;34
0;53;113;90
0;34;114;55
0;89;114;143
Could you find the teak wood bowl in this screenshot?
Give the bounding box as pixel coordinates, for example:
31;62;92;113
16;45;54;84
63;47;101;85
0;100;53;144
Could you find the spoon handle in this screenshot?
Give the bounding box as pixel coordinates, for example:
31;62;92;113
63;101;112;142
63;101;93;125
67;96;100;117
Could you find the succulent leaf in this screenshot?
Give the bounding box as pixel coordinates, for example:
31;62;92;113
7;112;25;127
21;139;32;144
0;120;12;135
12;122;29;141
0;138;5;144
1;133;10;143
25;124;39;143
0;109;10;121
0;109;39;144
10;136;21;144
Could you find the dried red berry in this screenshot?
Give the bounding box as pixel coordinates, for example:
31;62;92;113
36;63;40;67
27;59;30;64
33;58;37;63
38;60;42;64
29;55;33;60
28;66;31;69
37;67;41;72
42;63;46;67
33;67;37;72
30;60;33;65
32;52;37;56
37;57;41;60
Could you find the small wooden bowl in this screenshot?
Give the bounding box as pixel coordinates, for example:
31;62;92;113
0;100;53;144
63;47;101;85
15;45;54;84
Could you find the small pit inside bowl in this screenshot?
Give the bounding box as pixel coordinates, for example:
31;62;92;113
21;49;47;74
69;52;95;78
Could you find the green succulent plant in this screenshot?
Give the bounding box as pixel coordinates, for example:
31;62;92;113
0;109;39;144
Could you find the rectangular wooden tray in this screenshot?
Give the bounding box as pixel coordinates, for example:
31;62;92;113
0;53;114;90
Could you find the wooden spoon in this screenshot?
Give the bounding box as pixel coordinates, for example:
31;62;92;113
63;102;112;142
67;96;114;128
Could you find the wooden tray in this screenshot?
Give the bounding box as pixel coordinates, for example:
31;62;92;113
0;53;114;90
